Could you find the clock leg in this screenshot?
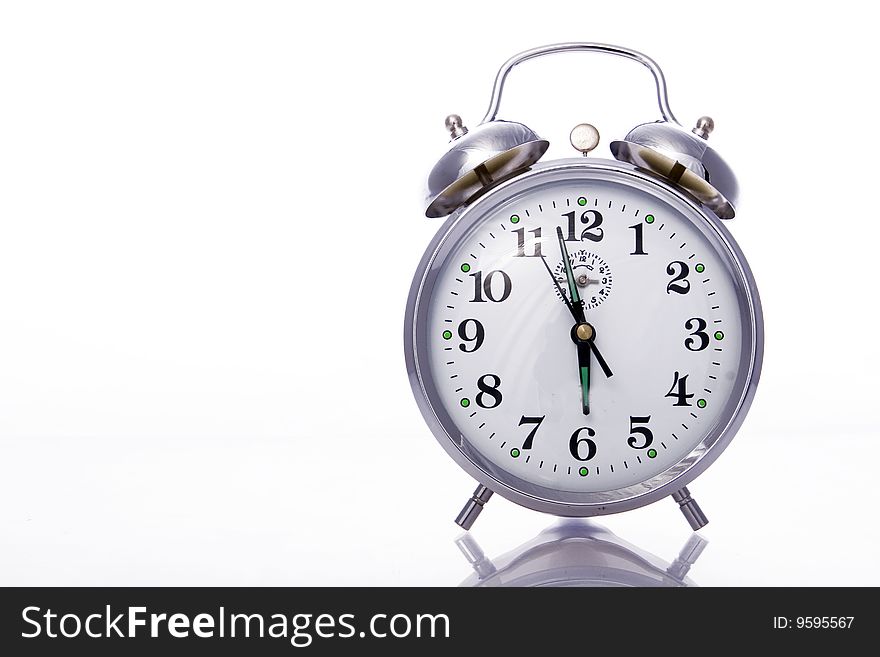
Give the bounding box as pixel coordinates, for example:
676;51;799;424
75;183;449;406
666;533;708;582
671;487;709;530
455;533;498;580
455;484;493;530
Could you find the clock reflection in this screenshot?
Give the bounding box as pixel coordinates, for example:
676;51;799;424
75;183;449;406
456;520;706;587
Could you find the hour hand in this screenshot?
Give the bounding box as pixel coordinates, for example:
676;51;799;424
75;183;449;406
590;339;613;379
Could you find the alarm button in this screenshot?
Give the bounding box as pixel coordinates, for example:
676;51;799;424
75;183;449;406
570;123;600;156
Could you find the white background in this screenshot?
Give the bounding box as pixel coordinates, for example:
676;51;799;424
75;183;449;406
1;1;877;586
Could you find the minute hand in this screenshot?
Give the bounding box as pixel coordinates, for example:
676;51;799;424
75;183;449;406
539;255;580;323
556;227;586;322
555;227;613;379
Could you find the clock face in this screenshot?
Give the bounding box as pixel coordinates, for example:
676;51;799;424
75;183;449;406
414;165;757;501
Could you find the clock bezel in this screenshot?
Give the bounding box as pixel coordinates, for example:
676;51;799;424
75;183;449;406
404;158;763;517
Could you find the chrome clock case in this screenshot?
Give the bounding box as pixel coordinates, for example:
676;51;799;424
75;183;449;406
405;43;763;531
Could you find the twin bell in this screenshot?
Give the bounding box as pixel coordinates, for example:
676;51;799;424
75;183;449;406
425;114;737;221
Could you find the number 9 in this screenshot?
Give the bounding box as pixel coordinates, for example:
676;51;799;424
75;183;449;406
458;318;485;353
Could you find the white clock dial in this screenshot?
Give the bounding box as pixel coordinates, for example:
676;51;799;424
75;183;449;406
424;174;745;494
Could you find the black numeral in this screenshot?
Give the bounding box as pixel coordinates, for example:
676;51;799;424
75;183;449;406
457;319;484;353
469;270;512;303
518;415;545;450
666;261;690;294
665;371;694;406
629;223;647;255
580;211;603;242
569;427;597;461
476;374;502;409
627;416;653;449
684;318;709;351
562;210;604;242
513;227;542;257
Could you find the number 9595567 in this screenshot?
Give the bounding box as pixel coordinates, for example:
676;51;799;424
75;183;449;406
774;616;854;629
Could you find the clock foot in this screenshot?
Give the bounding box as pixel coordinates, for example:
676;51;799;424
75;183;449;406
671;487;708;530
455;485;493;530
455;533;497;579
666;533;708;581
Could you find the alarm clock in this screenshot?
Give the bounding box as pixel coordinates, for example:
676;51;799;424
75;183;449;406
404;43;763;530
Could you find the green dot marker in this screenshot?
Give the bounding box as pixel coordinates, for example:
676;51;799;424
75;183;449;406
510;214;520;224
460;398;470;408
460;263;471;273
695;263;705;273
714;330;724;341
442;330;452;340
647;448;657;459
577;197;587;206
578;466;589;477
697;398;707;409
510;448;520;458
645;214;655;224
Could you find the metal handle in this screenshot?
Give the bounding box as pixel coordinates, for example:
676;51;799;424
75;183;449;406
480;42;679;126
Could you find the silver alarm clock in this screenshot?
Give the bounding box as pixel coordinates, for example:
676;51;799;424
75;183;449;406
404;43;763;530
